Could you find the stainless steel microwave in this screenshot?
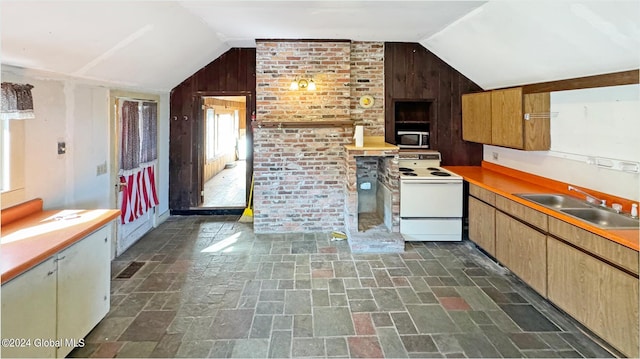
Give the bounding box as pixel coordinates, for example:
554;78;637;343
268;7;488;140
396;131;429;148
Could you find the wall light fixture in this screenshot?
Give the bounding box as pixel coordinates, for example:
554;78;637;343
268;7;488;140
290;78;316;91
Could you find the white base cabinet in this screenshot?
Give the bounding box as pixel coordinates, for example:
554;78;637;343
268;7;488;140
1;258;58;358
57;226;111;357
1;226;111;358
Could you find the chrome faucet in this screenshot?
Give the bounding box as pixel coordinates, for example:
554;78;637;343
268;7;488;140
568;185;607;207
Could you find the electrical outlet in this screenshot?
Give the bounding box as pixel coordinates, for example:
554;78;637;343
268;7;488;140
96;162;107;175
492;152;499;161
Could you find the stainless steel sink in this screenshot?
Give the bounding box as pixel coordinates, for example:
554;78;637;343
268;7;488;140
515;193;592;209
515;193;639;229
560;208;639;230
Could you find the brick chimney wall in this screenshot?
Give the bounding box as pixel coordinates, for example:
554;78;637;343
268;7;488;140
254;40;384;233
350;41;385;136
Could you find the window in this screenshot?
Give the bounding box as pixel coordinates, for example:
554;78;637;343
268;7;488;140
1;120;10;191
216;113;235;156
204;108;237;161
205;108;216;160
0;119;26;206
1;82;31;200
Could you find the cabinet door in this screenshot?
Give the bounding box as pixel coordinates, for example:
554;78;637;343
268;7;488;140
491;88;523;149
548;238;639;358
462;92;492;144
468;196;496;256
523;92;551;150
1;258;57;358
56;226;111;357
495;212;547;296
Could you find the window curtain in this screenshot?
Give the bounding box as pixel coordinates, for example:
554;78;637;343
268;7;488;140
141;101;157;164
120;101;140;171
119;99;159;224
1;82;35;120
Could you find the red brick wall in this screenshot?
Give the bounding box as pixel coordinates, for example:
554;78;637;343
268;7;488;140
254;40;385;233
350;42;385;136
253;127;352;232
256;41;351;122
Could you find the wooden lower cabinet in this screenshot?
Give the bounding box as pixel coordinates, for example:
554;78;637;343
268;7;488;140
495;212;547;296
547;238;639;358
468;196;496;256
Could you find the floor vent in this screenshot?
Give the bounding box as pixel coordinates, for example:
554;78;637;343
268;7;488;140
116;261;145;279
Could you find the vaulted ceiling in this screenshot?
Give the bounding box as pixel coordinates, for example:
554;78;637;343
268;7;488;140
1;1;638;92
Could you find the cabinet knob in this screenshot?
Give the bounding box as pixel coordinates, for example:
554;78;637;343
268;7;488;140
47;270;57;276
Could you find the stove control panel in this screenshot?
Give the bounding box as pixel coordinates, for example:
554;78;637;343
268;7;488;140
398;152;441;161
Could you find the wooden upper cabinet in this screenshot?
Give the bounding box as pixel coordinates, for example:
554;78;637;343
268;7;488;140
523;92;551;150
462;92;491;143
491;88;524;148
462;87;550;151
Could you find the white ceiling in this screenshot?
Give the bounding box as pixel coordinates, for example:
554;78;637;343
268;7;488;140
1;1;638;92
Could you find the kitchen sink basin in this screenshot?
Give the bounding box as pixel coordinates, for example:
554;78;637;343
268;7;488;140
560;208;639;229
516;193;639;229
515;193;592;209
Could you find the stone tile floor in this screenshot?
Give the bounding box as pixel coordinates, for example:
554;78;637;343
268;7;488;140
71;216;617;358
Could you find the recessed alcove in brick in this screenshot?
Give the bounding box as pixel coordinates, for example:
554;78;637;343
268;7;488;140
344;147;402;253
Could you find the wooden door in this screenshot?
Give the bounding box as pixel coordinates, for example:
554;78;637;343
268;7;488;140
468;196;496;256
462;92;492;144
495;212;547;296
491;88;523;149
547;237;639;358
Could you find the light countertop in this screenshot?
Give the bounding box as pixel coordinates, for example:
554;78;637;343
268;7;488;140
1;206;120;284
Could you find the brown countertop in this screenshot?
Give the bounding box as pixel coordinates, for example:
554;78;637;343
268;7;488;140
1;206;120;284
444;163;639;252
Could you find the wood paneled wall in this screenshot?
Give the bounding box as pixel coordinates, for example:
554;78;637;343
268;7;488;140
384;42;484;166
169;48;256;210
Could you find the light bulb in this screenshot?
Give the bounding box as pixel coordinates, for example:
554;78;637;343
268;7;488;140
289;80;299;91
307;79;316;91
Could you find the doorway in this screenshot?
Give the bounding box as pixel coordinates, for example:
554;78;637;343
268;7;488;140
110;92;160;258
198;95;248;209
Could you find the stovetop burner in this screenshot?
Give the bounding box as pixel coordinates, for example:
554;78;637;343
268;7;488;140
399;167;414;172
402;172;417;176
427;167;440;171
430;171;451;177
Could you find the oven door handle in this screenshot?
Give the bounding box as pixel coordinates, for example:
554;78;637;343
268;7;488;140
401;181;461;185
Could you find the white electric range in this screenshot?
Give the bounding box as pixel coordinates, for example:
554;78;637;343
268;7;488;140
398;151;463;241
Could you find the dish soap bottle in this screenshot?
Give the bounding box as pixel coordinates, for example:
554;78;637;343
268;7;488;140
632;203;638;218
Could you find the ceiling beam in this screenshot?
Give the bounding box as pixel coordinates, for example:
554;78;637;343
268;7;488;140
522;70;639;94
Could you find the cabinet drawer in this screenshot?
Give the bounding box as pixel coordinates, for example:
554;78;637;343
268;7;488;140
495;195;547;231
469;183;496;206
549;217;638;275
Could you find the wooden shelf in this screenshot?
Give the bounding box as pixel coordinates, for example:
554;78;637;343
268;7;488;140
252;120;354;129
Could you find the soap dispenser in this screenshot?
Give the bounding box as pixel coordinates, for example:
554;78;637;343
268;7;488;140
632;203;638;218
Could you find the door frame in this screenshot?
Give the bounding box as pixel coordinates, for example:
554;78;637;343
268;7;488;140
194;91;254;210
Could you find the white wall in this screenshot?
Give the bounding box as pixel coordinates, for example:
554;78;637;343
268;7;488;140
484;84;640;201
1;66;170;218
